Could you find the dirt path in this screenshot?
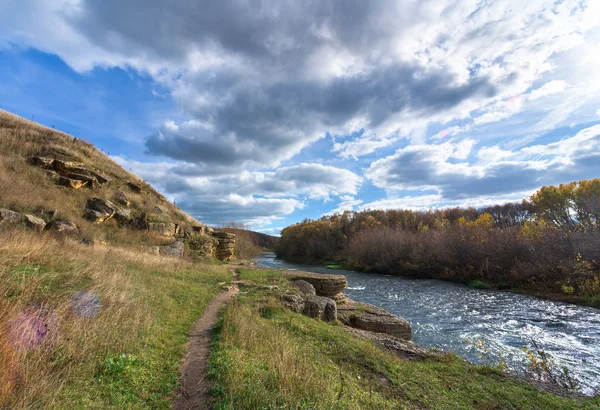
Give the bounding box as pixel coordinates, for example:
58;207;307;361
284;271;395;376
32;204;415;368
173;270;239;410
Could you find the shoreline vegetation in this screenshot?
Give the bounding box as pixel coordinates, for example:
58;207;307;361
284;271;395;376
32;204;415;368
275;179;600;308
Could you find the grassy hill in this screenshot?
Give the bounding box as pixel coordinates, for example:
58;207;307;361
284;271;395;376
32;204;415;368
0;109;204;248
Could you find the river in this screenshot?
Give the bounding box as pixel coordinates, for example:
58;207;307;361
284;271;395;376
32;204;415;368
256;252;600;394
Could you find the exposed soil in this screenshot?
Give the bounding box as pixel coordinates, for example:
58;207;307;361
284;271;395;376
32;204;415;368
173;270;239;410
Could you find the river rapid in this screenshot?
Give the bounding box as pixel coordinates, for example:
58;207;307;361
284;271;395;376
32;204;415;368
256;252;600;394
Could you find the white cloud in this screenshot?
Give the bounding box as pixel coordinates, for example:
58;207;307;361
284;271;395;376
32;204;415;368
528;80;569;101
366;124;600;201
2;0;598;165
325;195;364;216
112;156;361;226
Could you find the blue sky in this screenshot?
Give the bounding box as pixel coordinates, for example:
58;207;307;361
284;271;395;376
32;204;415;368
1;0;600;235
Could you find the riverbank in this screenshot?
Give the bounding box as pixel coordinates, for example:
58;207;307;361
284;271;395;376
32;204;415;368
280;256;600;309
256;252;600;394
209;267;600;409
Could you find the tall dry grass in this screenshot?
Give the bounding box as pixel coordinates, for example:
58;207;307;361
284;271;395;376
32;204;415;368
0;229;229;408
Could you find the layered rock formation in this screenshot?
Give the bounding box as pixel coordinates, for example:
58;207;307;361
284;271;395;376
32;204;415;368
278;270;413;343
213;231;235;260
31;156;111;190
11;156;238;261
284;271;348;297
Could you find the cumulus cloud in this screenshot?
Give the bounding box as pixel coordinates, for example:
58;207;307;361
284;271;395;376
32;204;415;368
366;124;600;201
112;156;361;226
2;0;598;166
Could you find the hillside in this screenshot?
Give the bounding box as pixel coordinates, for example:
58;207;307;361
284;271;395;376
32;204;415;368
0;110;234;259
222;227;279;248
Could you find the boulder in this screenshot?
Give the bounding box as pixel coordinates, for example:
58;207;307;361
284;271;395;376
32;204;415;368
114;191;130;207
337;300;412;341
127;182;143;193
48;221;79;234
284;271;348;297
303;296;337;322
280;294;305;313
64;172;96;183
85;198;117;224
148;222;178;237
90;171;110;184
0;208;22;224
114;208;132;224
129;212;148;230
53;159;86;174
24;214;46;232
292;280;316;296
153;206;164;214
31;156;54;168
159;241;184;258
59;176;88;190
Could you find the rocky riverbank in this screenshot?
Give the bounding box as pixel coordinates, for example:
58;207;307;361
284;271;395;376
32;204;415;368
233;269;442;360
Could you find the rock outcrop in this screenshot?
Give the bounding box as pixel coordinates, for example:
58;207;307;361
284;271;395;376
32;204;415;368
24;214;46;232
214;231;235;260
148;222;179;237
276;271;413;341
284;271;348;297
85;198;117;224
48;221;79;235
337;299;412;341
345;327;440;360
187;234;217;258
114;208;132;224
30;156;111;189
292;280;316;296
279;294;305;313
127;182;143;193
0;208;22;224
159;241;184;257
114;191;130;207
303;295;337;322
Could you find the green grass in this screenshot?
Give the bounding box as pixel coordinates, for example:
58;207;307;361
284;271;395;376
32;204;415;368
237;268;290;287
209;269;600;410
1;231;231;409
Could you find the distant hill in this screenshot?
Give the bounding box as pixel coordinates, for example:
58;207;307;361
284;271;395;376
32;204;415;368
222;227;279;249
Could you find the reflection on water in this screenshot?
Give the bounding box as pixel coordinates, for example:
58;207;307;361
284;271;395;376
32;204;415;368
257;252;600;394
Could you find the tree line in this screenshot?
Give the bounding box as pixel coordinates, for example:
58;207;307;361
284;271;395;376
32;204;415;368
275;179;600;306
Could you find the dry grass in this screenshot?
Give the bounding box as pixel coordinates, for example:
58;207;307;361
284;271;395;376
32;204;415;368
0;109;200;246
0;229;229;409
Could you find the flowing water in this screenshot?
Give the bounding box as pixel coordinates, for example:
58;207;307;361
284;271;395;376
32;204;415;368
256;252;600;394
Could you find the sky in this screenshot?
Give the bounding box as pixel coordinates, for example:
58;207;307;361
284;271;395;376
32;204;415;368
1;0;600;235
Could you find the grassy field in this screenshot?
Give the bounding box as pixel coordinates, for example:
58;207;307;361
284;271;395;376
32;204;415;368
208;269;600;410
0;229;230;409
